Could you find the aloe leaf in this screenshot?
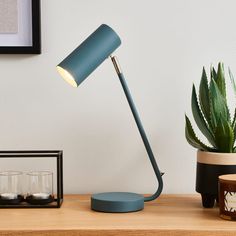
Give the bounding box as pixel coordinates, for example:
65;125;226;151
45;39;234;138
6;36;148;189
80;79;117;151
233;146;236;153
209;79;230;130
185;115;213;151
228;68;236;144
216;62;226;98
215;119;234;152
199;67;211;126
234;121;236;145
233;109;236;144
192;84;216;147
229;67;236;97
232;108;236;128
210;66;217;81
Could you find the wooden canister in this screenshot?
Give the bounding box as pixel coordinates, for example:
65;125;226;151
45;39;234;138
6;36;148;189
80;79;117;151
219;174;236;220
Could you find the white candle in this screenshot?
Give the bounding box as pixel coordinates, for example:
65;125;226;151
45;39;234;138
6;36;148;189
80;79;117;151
1;193;17;200
32;193;50;199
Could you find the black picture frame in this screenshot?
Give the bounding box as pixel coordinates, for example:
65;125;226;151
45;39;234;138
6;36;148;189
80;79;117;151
0;0;41;54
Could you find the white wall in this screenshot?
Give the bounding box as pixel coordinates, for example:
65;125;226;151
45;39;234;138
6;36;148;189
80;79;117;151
0;0;236;194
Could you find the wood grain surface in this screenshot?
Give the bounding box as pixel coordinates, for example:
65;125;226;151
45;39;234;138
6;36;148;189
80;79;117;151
0;194;235;236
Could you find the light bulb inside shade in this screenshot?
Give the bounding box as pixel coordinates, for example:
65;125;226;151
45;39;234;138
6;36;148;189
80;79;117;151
56;66;78;87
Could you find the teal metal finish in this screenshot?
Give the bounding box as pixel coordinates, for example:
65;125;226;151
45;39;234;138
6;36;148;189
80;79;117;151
57;24;121;86
91;192;144;213
116;72;163;202
57;24;163;213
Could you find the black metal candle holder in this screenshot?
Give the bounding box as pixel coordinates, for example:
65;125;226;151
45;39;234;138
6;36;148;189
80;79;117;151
0;150;63;208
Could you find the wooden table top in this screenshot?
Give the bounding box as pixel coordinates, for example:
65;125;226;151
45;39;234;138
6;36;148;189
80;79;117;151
0;194;235;236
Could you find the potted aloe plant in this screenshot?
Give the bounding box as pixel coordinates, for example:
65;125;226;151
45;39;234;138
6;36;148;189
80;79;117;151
185;62;236;208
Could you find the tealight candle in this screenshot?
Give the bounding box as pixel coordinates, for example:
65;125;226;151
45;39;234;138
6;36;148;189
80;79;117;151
32;193;50;200
26;193;54;205
1;193;18;200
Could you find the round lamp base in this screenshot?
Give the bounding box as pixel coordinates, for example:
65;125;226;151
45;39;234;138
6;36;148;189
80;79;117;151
91;192;144;213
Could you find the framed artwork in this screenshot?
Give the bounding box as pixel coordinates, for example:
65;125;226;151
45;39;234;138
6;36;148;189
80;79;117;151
0;0;41;54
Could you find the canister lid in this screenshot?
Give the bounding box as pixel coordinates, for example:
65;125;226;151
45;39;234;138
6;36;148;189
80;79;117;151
219;174;236;183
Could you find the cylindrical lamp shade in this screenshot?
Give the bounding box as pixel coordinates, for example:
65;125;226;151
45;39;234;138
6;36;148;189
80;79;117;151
57;24;121;87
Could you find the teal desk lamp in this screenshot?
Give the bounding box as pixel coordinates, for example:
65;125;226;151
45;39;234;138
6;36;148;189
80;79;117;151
57;24;163;213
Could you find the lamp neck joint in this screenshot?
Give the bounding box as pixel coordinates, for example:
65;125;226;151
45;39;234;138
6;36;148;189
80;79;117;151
110;55;122;75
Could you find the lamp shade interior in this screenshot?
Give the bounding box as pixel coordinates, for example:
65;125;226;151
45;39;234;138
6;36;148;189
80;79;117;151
56;66;78;87
57;24;121;87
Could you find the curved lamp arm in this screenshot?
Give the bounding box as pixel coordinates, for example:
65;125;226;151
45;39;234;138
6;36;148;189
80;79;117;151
111;56;163;202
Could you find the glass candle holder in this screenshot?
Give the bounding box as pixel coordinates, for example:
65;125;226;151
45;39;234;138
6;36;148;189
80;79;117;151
219;174;236;220
0;171;23;205
26;171;54;205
